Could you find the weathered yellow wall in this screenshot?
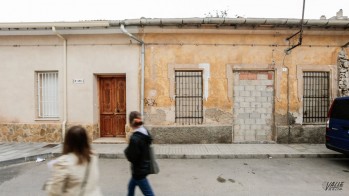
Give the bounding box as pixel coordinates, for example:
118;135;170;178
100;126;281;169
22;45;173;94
143;32;348;125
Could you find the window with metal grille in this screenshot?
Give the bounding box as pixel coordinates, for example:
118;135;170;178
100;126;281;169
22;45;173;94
303;71;330;123
37;72;59;118
175;71;203;125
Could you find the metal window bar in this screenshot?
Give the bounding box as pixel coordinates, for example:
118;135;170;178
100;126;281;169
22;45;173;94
175;71;203;125
38;72;59;118
303;72;330;123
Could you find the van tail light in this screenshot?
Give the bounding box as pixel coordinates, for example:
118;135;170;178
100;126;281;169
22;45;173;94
326;120;330;131
326;100;335;132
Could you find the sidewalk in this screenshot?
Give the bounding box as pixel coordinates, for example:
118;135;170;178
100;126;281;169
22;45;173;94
0;142;346;167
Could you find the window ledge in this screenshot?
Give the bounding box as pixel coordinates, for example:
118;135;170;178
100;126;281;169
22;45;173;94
301;123;326;125
35;118;60;121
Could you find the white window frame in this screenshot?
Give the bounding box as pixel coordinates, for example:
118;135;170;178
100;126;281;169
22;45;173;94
37;71;59;118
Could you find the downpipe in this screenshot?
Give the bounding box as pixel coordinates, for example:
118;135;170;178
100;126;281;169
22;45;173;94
52;26;67;142
120;24;145;116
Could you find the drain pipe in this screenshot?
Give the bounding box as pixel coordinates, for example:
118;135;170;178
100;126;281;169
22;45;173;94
52;26;67;142
120;24;145;116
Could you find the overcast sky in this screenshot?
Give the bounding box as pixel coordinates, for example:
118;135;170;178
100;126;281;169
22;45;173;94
1;0;348;22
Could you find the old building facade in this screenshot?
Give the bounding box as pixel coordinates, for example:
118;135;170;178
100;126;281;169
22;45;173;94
1;18;348;143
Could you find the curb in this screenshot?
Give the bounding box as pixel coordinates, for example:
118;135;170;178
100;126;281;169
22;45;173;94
0;152;346;167
0;153;54;167
97;153;347;159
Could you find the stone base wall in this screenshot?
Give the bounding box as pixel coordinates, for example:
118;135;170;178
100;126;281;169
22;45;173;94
0;123;99;143
66;124;99;141
276;125;326;144
0;123;62;142
146;125;232;144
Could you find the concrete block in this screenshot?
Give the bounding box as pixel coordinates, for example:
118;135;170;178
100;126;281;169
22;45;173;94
257;74;268;80
238;113;250;119
255;108;267;113
250;113;261;119
244;97;255;102
233;97;244;102
262;91;274;97
245;133;256;141
233;128;244;137
256;135;267;141
256;129;266;136
239;80;252;86
240;91;251;97
251;80;261;86
251;124;261;130
233;86;244;91
240;124;251;130
245;86;255;91
262;102;273;108
261;113;272;119
251;91;262;97
251;102;262;108
240;102;250;108
256;119;266;125
255;85;267;91
244;108;256;113
234;119;245;125
256;97;268;103
260;80;274;85
265;107;273;113
266;87;274;92
233;107;244;113
245;119;256;124
233;135;244;141
233;90;240;96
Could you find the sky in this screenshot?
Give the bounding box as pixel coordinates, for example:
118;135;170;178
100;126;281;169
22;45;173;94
0;0;348;22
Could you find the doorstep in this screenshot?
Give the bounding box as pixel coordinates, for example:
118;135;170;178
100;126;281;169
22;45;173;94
92;137;127;144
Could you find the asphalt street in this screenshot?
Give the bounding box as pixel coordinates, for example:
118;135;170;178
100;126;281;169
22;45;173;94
0;158;348;196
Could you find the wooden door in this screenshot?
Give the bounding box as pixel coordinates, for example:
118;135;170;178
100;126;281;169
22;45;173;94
99;76;126;137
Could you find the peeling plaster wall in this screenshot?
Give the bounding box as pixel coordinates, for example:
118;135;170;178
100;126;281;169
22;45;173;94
143;32;349;143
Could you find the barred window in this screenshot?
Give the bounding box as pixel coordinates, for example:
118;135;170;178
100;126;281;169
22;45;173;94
175;71;203;125
303;71;330;123
37;72;59;118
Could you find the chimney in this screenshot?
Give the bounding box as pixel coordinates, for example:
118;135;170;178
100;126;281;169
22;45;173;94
337;9;343;18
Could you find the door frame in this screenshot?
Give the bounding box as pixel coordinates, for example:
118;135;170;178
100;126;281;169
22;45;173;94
98;74;126;137
227;64;279;142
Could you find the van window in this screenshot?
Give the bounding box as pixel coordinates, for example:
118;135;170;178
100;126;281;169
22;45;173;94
331;99;349;120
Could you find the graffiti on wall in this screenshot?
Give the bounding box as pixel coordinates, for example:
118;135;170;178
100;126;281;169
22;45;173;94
144;98;157;106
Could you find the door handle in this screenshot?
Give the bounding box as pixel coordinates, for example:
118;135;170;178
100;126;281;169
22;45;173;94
116;103;120;113
114;105;120;114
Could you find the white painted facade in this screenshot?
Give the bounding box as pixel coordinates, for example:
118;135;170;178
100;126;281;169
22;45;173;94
0;34;140;125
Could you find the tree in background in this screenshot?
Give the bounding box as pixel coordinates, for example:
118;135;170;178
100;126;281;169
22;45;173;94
204;9;229;18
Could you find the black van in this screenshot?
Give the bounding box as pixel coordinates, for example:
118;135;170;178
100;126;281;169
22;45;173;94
326;96;349;155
